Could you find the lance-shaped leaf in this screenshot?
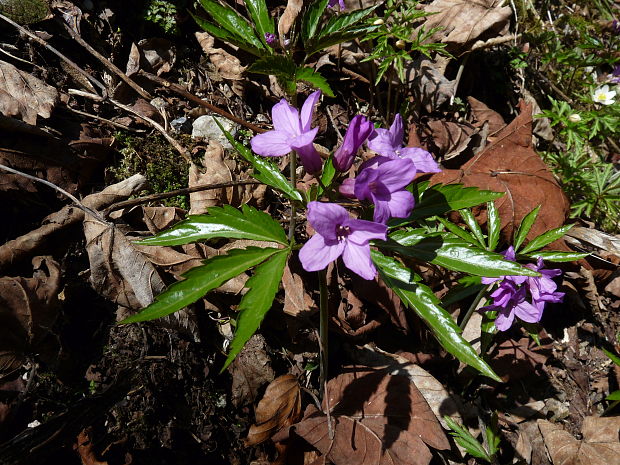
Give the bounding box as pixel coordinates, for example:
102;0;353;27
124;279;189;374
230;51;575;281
214;118;303;202
295;66;334;97
317;3;381;38
526;251;589;262
520;224;573;254
486;201;501;251
223;248;289;370
192;13;263;56
198;0;265;52
391;184;504;226
248;55;296;78
301;0;329;42
119;247;280;324
308;25;380;56
513;205;540;251
372;251;501;381
245;0;274;47
138;204;288;246
384;229;540;278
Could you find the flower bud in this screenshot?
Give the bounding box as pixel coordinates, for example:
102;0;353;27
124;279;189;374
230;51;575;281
373;18;384;25
568;113;581;123
395;39;406;49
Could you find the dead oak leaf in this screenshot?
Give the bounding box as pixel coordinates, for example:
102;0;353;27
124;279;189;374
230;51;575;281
275;368;449;465
538;417;620;465
430;102;569;242
246;374;302;446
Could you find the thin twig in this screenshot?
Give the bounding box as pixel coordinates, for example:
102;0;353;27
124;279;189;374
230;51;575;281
103;180;260;216
60;104;144;132
138;71;267;134
317;269;334;439
0;164;109;225
450;54;470;106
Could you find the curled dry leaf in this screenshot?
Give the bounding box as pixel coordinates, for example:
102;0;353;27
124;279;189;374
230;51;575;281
230;334;275;407
0;257;61;376
423;0;511;53
246;374;302;446
409;59;456;113
189;140;233;214
0;59;57;124
282;263;316;317
467;96;506;136
275;368;450;465
278;0;303;44
126;39;176;77
538;417;620;465
195;33;246;81
430;102;570;242
426;119;485;161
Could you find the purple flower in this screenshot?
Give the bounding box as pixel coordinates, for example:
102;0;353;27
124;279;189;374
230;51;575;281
251;91;322;173
353;158;416;223
299;202;387;280
481;247;564;331
610;65;620;84
613;20;620;35
264;33;277;46
328;0;346;9
367;114;441;174
333;115;374;172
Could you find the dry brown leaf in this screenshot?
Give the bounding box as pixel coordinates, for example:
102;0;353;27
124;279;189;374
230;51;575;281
278;0;303;43
246;374;302;446
276;368;450;465
74;428;108;465
490;336;551;382
0;257;60;375
282;263;316;317
423;0;511;53
410;59;456;112
468;96;505;136
430;102;569;242
230;334;275;407
427;119;484;161
195;32;246;81
0;59;57;124
538;417;620;465
126;38;176;77
142;206;185;234
189;140;233;214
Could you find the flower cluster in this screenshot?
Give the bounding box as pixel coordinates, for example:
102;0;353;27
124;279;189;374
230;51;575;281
481;247;564;331
250;92;441;279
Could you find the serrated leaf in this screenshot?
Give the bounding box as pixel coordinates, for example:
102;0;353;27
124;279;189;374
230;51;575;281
248;55;296;78
520;224;573;254
390;184;504;227
385;229;540;277
295;66;334;97
119;247;280;324
214;118;303;202
192;13;263;56
301;0;329;42
514;206;541;251
526;251;589;262
487;201;500;251
317;3;381;38
459;208;486;247
437;217;480;246
138;204;288;246
223;248;289;370
372;251;501;381
198;0;265;52
245;0;274;47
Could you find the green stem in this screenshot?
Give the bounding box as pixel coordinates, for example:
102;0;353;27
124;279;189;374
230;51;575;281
318;268;329;398
288;152;297;243
459;285;490;330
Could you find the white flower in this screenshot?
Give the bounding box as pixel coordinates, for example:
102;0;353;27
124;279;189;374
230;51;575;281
568;113;581;123
592;85;616;105
28;420;41;428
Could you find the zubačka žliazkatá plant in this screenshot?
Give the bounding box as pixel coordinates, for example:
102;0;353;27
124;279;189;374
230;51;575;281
119;91;582;391
191;0;382;97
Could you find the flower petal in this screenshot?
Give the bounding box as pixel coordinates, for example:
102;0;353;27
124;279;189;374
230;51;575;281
272;99;301;135
333;115;374;172
495;307;515;331
290;127;319;150
513;300;542;323
299;234;345;272
342;242;376;280
386;190;414;219
293;142;322;174
307;201;349;240
372;199;391;224
300;90;321;133
250;130;293;157
368;128;397;157
375;158;416;191
345;218;387;244
353;167;379;201
399;147;441;173
339;178;356;198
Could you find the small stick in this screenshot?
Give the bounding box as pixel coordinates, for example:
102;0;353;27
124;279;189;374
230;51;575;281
60;104;144;132
103;179;260;216
138;71;267;134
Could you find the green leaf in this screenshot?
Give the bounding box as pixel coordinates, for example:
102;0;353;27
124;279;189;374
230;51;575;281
198;0;265;52
191;13;263;56
295;66;335;97
119;247;279;324
606;390;620;401
308;25;379;55
524;251;589;262
385;229;540;277
248;55;296;78
513;206;541;251
244;0;274;46
444;416;492;463
390;184;504;227
520;224;573;254
214;118;303;202
317;3;381;38
437;217;481;246
487;201;500;251
138;204;288;246
301;0;329;42
223;248;289;370
372;251;501;381
459;209;486;247
603;348;620;367
319;155;336;197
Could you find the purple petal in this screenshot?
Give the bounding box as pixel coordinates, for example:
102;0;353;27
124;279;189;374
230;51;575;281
399;147;441;173
345;218;387;244
293;142;322;174
513;300;542;323
502;246;517;261
353;167;379;200
386;190;414;219
389;113;404;145
372;199;391;224
250;130;293;156
290;127;319;149
272;99;301;136
368;128;398;158
495;307;515;331
481;276;500;285
342;242;376;280
300;90;321;133
333;115;374;172
299;234;345;272
375;158;416;192
307;201;348;241
339;178;356;198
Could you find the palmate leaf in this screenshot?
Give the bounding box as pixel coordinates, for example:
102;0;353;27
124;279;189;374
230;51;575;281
295;67;335;97
214;118;303;202
138;205;288;246
248;55;296;78
301;0;329;42
223;248;289;370
308;25;380;56
119;247;280;324
384;229;540;278
191;13;263;56
372;251;501;381
390;184;504;227
317;3;381;38
244;0;274;47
